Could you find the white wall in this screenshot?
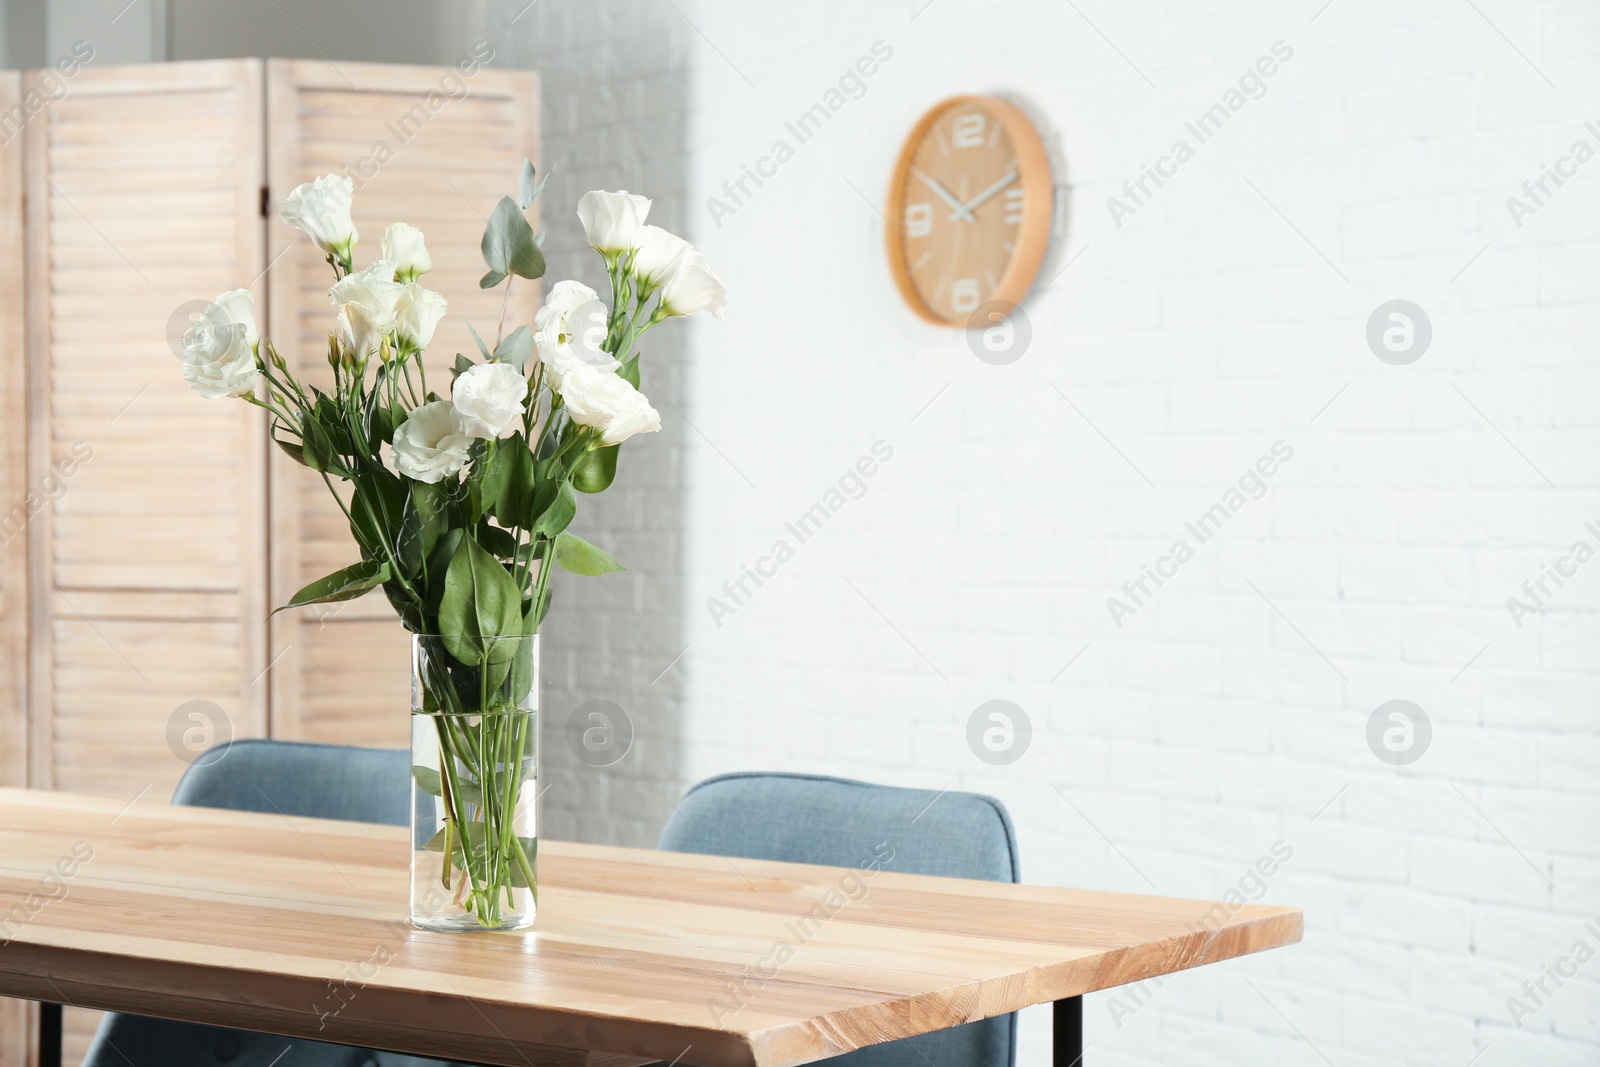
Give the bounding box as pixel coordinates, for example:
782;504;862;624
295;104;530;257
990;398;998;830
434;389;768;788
501;0;1600;1064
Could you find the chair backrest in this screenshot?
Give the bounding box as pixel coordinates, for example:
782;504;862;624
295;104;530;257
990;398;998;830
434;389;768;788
171;739;411;825
83;740;428;1067
656;772;1020;1067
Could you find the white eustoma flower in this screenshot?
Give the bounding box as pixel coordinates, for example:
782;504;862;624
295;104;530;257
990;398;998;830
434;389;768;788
576;190;650;255
452;362;528;440
556;361;660;446
631;225;691;289
394;284;447;351
209;288;259;351
533;280;612;367
280;174;357;259
658;250;727;320
382;222;431;282
337;301;387;361
329;260;404;321
389;400;472;483
180;306;259;400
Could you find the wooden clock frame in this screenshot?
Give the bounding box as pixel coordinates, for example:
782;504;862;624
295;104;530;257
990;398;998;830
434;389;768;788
884;94;1053;328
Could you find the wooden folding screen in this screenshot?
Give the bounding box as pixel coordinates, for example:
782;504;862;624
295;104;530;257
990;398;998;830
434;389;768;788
4;58;538;1066
24;59;270;801
265;60;540;746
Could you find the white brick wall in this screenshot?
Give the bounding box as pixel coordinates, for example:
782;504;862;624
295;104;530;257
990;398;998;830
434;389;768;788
490;0;1600;1062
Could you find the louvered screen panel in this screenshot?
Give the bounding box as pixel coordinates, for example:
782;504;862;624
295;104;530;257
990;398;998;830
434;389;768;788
0;66;32;1067
265;60;539;744
24;60;269;806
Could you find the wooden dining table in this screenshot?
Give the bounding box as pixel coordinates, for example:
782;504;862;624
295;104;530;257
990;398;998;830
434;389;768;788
0;788;1301;1066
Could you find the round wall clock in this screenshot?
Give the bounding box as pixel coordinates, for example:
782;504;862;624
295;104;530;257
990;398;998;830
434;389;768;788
885;95;1052;327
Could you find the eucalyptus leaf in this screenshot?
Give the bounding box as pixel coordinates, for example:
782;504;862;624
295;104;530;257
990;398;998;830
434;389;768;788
466;322;492;360
278;560;390;613
452;353;474;381
554;532;625;576
517;158;549;210
492;325;533;371
480;196;545;281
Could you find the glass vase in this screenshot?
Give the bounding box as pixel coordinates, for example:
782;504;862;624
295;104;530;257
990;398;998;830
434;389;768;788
409;633;538;931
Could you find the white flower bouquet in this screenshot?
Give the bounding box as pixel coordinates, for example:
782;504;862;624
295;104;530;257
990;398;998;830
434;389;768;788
176;162;723;928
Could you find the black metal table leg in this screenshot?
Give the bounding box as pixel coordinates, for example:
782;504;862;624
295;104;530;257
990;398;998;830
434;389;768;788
38;1002;62;1067
1054;996;1083;1067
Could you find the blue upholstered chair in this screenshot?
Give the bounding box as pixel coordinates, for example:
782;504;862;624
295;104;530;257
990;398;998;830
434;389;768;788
82;740;456;1067
656;772;1020;1067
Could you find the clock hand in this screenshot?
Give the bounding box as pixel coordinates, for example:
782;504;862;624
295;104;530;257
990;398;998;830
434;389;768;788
952;169;1018;219
910;167;976;223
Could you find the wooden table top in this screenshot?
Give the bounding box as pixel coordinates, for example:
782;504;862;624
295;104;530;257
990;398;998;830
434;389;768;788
0;788;1301;1067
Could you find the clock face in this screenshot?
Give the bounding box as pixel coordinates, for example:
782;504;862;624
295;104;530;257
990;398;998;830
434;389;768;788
886;96;1052;327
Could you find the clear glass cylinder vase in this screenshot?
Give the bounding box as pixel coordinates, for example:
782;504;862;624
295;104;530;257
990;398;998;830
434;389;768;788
410;633;538;931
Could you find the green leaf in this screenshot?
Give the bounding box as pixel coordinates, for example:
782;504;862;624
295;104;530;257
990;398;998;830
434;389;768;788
495;442;536;528
480;196;545;281
348;470;406;562
411;764;442;796
475;445;512;519
273;436;307;466
476;522;517;560
554;532;625;576
424;527;463;615
479;269;507;290
492;325;534;371
571;445;619;494
466;322;492;360
278;560;390;613
518;158;547;210
438;535;523;667
452;353;474;382
532;480;576;539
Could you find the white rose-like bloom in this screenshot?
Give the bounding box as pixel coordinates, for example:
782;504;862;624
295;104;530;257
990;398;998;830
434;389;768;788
576;190;651;254
452;362;528;440
658;250;727;320
631;225;691;289
382;222;431;282
556;361;660;446
389;400;472;483
180;308;259;400
280;174;357;259
533;280;612;367
394;284;447;351
337;301;387;361
329;259;404;321
209;288;259;351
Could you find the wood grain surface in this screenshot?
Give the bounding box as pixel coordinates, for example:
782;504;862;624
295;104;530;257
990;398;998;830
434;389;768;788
0;789;1301;1066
